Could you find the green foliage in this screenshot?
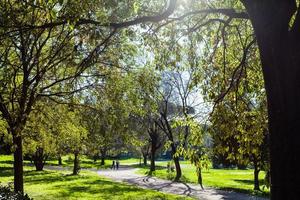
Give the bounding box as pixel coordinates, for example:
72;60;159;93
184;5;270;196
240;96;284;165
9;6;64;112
0;118;10;148
189;0;269;171
22;101;88;162
0;184;32;200
58;108;88;154
23;102;57;158
0;0;273;196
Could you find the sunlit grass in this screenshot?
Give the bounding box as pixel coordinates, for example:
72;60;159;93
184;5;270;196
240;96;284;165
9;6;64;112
138;160;270;197
0;155;192;200
44;155;141;169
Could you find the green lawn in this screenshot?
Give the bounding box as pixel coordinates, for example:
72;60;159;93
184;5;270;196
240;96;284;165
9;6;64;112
44;155;140;169
1;155;270;198
0;155;192;200
138;160;270;197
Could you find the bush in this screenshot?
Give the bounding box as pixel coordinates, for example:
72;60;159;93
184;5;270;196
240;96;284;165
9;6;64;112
0;184;32;200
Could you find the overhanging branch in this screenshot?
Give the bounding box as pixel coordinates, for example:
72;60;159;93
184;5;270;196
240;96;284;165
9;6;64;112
2;0;178;32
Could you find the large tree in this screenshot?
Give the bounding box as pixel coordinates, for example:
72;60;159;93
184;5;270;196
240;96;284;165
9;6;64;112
197;0;299;198
159;0;299;198
240;1;300;199
0;0;177;192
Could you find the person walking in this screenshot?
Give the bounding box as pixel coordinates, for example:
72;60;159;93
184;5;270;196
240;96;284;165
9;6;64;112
111;160;115;170
116;160;120;170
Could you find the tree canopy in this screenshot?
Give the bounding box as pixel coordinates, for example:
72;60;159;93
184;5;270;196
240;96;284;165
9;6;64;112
1;1;300;199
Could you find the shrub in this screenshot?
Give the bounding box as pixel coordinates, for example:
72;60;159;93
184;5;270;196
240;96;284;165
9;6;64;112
0;184;32;200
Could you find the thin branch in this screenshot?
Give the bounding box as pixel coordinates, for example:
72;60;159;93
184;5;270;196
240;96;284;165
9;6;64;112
211;38;256;113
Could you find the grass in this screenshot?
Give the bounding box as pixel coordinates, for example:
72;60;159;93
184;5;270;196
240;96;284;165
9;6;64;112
138;160;270;197
1;154;270;198
0;155;192;200
44;155;140;169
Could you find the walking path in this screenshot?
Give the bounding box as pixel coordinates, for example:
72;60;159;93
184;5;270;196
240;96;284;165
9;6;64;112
97;166;268;200
44;165;268;200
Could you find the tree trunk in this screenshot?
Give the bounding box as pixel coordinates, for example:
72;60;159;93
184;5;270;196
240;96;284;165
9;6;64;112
171;143;181;181
100;149;106;166
173;156;182;181
33;148;45;171
101;157;105;166
253;158;260;191
93;155;97;163
34;159;44;171
73;151;80;175
149;126;161;173
143;154;147;166
58;155;62;165
259;49;300;199
13;135;23;193
197;167;204;190
150;147;156;172
242;2;300;199
254;168;260;191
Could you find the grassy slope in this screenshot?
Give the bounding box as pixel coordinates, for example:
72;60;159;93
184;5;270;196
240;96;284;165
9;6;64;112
0;155;192;200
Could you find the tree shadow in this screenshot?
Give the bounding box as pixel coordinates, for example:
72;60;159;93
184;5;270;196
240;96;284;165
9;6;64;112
0;160;14;166
23;171;82;185
233;179;265;185
35;175;175;200
0;166;13;177
131;164;166;170
211;185;269;198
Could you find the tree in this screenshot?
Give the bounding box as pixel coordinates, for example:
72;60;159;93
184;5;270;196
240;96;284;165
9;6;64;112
166;0;300;197
195;13;270;190
148;120;164;172
210;99;269;190
239;2;300;198
57;106;87;175
23;102;58;171
83;106;115;166
0;0;177;192
0;2;110;191
186;120;210;190
130;67;165;171
155;85;183;181
146;30;205;181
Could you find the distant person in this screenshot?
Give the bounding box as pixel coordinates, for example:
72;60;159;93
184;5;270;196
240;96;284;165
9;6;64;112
116;160;120;170
111;160;115;170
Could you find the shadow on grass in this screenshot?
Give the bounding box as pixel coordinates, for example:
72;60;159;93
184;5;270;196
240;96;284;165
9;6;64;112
230;179;269;197
24;171;82;185
0;160;14;166
46;159;111;170
56;178;184;200
212;186;269;198
24;171;181;200
131;164;166;170
233;179;265;185
0;166;13;177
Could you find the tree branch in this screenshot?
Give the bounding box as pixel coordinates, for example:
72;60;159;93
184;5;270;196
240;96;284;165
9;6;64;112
2;0;178;32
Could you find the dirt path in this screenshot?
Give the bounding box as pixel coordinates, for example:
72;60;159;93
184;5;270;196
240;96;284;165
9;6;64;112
96;166;269;200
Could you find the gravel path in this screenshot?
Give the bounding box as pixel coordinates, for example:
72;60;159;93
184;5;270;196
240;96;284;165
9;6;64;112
96;166;268;200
